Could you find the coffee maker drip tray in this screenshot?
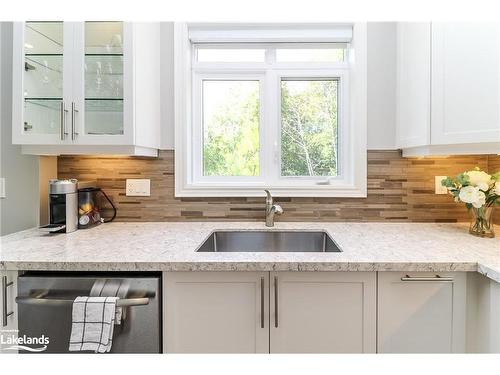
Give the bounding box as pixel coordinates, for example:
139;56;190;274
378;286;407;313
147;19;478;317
39;224;67;233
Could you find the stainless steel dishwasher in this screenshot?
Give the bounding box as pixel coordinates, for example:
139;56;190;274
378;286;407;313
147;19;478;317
16;272;161;353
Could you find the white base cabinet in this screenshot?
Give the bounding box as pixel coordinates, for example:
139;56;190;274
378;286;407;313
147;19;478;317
270;272;376;353
465;272;500;353
164;272;269;353
0;271;18;354
164;271;376;353
377;272;466;353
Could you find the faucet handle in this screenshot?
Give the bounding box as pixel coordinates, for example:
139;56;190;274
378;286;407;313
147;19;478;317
273;204;283;215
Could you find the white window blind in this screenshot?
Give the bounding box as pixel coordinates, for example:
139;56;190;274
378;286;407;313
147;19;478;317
188;23;353;43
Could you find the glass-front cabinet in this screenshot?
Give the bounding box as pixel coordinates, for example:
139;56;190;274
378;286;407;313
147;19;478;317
12;21;160;156
73;21;129;143
14;21;67;143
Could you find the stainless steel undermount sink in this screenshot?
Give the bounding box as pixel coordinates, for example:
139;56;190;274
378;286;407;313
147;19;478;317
196;230;342;253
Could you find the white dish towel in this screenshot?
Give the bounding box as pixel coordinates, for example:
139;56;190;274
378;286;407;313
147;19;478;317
90;279;129;325
68;296;119;353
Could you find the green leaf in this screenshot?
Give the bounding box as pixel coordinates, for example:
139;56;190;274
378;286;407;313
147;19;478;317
441;177;455;187
456;173;469;186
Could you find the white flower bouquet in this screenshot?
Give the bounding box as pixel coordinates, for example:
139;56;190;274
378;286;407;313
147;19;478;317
441;168;500;237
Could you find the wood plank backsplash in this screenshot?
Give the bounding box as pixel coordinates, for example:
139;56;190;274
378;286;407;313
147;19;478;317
58;150;500;223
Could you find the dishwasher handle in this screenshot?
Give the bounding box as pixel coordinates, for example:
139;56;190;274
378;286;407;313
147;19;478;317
16;296;151;307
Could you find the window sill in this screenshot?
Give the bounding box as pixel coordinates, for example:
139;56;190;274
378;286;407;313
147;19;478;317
174;184;367;198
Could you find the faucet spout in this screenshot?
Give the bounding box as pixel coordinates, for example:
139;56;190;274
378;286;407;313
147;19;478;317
264;190;283;227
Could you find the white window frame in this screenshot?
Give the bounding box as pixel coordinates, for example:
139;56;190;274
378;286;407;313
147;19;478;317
174;23;367;197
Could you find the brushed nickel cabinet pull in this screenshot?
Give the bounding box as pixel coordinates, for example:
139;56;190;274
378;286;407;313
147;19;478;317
60;101;69;140
401;275;453;282
60;101;65;140
260;277;265;329
71;102;79;140
274;276;278;328
2;276;14;327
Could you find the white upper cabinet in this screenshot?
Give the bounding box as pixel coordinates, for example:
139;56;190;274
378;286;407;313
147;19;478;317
396;22;500;156
396;23;431;148
12;22;160;156
12;22;69;145
431;23;500;146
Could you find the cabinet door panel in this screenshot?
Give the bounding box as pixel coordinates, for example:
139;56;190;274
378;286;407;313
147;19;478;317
396;22;431;148
270;272;376;353
12;22;73;145
164;272;269;353
378;272;466;353
72;21;133;145
431;23;500;145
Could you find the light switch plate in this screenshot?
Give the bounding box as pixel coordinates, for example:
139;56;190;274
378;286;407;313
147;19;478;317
435;176;448;195
126;179;151;197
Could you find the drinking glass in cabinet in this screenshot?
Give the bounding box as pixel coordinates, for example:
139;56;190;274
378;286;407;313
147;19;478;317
84;55;123;99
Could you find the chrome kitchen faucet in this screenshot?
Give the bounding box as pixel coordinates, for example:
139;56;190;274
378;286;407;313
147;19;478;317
264;190;283;227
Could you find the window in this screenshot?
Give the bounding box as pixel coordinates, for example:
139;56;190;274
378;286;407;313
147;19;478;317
175;23;367;197
202;80;260;177
280;78;339;177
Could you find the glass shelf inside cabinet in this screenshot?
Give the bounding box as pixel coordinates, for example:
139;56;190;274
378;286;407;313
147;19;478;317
23;22;64;135
24;99;61;134
24;55;63;98
83;22;124;136
25;22;63;55
84;99;124;135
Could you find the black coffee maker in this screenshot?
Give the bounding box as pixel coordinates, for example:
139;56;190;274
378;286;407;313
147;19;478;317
77;185;116;229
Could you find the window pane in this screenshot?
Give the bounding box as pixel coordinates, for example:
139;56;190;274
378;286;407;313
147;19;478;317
276;48;344;62
197;49;265;62
203;80;260;176
281;79;338;177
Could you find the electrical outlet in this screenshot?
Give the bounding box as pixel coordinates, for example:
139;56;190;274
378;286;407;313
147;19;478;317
435;176;448;195
126;179;150;197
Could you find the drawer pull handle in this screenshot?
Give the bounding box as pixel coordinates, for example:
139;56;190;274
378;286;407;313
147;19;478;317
401;275;453;282
260;277;265;329
274;276;278;328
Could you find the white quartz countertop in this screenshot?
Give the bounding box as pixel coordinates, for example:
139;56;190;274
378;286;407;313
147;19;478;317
1;222;500;281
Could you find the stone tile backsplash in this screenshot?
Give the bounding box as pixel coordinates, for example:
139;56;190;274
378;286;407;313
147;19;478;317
58;151;500;223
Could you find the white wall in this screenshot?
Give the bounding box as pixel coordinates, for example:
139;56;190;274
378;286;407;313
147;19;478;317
0;22;40;235
367;22;397;150
159;22;398;151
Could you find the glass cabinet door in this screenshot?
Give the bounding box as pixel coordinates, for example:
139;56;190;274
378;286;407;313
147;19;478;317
23;22;65;137
83;21;124;136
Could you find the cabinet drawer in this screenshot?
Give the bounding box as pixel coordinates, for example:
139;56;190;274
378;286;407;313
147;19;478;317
377;272;466;353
